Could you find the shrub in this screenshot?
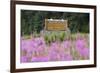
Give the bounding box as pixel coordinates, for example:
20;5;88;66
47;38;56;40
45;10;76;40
59;31;66;42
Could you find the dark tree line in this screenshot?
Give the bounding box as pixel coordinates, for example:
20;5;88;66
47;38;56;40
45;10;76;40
21;10;89;35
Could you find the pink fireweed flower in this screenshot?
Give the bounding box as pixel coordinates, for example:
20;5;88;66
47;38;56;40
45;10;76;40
25;40;37;52
61;40;71;49
48;50;60;61
50;42;60;51
75;38;89;58
61;54;73;61
31;56;49;62
36;45;46;52
79;48;89;58
21;39;37;59
75;39;86;50
21;56;28;62
21;38;40;51
51;42;58;47
34;37;45;46
21;39;28;50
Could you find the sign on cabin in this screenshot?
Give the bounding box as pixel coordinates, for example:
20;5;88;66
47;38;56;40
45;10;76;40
45;19;68;31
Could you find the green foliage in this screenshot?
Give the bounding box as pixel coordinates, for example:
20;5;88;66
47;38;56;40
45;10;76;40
50;32;56;42
59;32;66;42
44;32;53;44
44;31;68;44
44;34;49;44
33;31;40;38
22;35;31;39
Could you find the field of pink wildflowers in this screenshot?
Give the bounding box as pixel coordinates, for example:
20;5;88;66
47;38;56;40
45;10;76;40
21;33;89;63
